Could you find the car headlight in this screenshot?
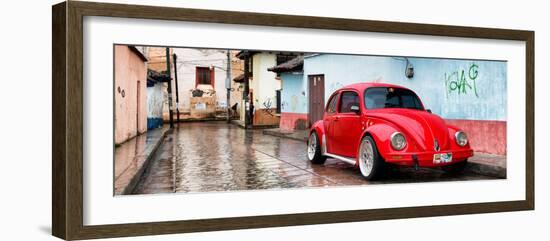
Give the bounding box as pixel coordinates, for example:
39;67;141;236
455;131;468;146
390;132;407;150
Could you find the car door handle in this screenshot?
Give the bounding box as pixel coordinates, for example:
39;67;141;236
334;117;339;121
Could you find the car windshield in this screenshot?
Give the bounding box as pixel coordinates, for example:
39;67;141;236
364;87;424;110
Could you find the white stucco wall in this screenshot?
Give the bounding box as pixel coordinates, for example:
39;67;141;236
171;48;230;112
251;53;280;109
147;83;164;118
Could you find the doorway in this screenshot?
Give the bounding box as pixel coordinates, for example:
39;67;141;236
136;80;141;133
308;74;325;127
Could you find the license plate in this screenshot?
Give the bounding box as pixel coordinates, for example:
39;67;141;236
433;153;452;164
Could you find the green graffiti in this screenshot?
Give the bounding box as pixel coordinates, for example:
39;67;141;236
445;63;479;98
469;63;479;80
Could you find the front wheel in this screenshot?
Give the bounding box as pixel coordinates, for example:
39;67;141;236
358;136;385;180
307;132;326;164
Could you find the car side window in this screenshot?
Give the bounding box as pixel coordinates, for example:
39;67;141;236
326;93;339;114
338;91;360;113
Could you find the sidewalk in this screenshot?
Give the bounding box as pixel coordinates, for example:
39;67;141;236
114;126;169;195
262;128;506;178
231;119;279;129
467;152;507;178
262;128;308;142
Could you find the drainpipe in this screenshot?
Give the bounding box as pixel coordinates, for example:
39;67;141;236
173;53;180;123
165;47;174;128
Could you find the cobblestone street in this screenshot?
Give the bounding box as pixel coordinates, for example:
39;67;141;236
133;122;499;194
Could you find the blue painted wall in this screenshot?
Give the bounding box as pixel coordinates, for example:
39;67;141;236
280;72;307;113
281;54;507;121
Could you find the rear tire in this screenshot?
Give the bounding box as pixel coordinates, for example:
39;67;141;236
441;159;468;174
358;136;385;180
307;132;326;164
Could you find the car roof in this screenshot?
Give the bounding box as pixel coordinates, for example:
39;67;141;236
339;82;410;92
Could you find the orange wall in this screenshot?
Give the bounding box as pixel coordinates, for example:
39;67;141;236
146;47;170;73
114;46;148;144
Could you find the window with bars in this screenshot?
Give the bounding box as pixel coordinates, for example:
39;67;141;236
196;67;214;86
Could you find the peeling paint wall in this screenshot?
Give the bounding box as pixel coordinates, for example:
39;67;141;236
280;54;507;154
150;48;245;121
144;47;172;121
146;83;164;129
280;72;308;130
281;72;307;113
171;48;228;113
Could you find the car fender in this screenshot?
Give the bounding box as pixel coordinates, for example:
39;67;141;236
310;120;326;152
360;121;401;159
445;124;473;150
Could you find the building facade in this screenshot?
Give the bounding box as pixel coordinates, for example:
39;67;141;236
235;51;301;127
114;45;148;144
171;48;243;119
277;54;507;155
146;69;169;129
144;47;173;122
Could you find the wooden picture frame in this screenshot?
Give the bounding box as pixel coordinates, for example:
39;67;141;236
52;1;534;240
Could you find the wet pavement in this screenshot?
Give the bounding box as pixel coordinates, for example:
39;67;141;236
114;127;168;195
133;121;500;195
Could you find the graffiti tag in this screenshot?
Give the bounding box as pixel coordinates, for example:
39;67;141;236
262;98;276;116
445;63;479;98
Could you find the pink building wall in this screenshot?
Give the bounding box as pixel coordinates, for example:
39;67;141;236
114;46;148;145
445;119;506;155
280;112;308;131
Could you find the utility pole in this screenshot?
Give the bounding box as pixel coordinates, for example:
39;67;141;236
173;53;180;123
243;51;250;128
226;50;231;123
165;47;174;128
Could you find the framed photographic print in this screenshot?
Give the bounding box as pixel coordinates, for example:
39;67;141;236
52;1;534;240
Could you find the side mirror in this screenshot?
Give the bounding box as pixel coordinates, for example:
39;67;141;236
350;105;360;114
426;109;432;113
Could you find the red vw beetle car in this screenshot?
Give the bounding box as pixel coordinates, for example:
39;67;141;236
307;83;474;180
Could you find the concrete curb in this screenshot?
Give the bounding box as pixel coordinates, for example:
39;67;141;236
465;161;506;179
262;129;308;142
121;128;170;195
231;120;280;130
168;117;237;123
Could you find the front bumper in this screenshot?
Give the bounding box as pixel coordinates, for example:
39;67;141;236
383;149;474;167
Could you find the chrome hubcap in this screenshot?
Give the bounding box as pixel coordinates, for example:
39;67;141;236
359;139;374;177
307;133;317;160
